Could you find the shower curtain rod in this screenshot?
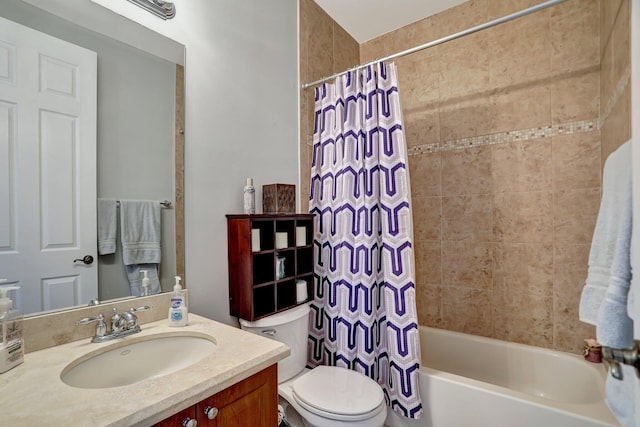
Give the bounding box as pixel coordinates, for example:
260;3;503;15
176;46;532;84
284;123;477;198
301;0;567;89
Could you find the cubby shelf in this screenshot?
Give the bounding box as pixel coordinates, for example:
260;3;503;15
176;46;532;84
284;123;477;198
226;214;314;321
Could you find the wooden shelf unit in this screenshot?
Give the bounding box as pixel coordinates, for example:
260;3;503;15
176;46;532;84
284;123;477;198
226;214;314;320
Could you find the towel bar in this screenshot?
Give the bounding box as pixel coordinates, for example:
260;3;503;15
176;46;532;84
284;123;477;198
115;200;172;208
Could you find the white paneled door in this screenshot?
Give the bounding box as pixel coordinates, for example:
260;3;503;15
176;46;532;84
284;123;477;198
0;16;97;314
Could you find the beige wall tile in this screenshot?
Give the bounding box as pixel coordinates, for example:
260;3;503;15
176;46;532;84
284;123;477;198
441;286;493;337
487;0;547;20
493;291;553;348
601;87;631;166
441;146;492;196
403;108;441;147
436;0;488;38
412;196;441;241
491;139;552;193
552;131;601;191
600;35;615;114
601;0;623;57
612;0;630;86
489;85;551;134
408;154;441;198
551;68;600;124
439;33;490;99
553;188;600;244
442;195;493;242
396;49;441;110
493;191;553;243
439;97;491;141
416;284;442;327
488;9;551;89
334;24;359;73
414;240;442;285
442;241;493;289
359;36;390;64
550;0;600;73
493;242;554;297
306;5;334;82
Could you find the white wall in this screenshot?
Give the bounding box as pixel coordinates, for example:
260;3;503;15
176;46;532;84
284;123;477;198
90;0;300;325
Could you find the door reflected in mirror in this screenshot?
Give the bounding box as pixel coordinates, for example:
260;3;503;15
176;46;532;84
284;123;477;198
0;1;185;316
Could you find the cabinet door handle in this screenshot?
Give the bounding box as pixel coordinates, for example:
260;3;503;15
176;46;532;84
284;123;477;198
182;418;197;427
204;406;219;420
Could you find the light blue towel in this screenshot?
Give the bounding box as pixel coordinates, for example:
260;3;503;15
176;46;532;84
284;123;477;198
578;140;634;426
119;200;161;265
97;199;117;255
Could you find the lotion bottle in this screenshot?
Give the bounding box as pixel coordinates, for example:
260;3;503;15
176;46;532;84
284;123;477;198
243;178;255;214
168;276;188;327
0;284;24;373
140;269;150;296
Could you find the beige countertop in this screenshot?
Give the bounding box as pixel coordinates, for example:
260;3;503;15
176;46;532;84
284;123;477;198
0;314;289;426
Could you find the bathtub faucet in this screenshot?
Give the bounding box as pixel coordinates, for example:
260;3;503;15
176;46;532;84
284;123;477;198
601;340;640;380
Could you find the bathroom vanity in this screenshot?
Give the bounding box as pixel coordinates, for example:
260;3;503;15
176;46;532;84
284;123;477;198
0;314;289;426
153;365;276;426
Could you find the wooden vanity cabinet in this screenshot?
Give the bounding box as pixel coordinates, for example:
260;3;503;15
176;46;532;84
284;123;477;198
226;214;314;320
153;364;278;426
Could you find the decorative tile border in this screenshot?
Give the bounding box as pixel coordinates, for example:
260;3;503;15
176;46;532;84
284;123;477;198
307;65;629;155
407;119;597;156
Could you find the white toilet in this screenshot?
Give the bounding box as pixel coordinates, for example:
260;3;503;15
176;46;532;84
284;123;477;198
239;304;387;427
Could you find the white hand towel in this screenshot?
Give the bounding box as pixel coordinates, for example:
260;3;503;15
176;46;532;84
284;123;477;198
126;264;161;297
119;200;161;265
578;140;634;426
97;199;117;255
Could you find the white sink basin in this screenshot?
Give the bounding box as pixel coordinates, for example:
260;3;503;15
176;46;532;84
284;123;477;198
60;333;217;389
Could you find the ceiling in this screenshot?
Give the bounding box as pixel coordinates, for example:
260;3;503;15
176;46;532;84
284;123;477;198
313;0;468;43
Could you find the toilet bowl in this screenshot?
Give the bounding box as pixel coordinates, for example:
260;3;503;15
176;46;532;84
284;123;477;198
279;366;387;427
239;304;387;427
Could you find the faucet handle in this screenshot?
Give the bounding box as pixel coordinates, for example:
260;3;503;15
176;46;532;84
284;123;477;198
76;313;105;325
129;305;152;313
122;306;152;330
76;313;107;338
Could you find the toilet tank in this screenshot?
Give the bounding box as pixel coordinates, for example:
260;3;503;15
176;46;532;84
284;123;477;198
238;304;310;383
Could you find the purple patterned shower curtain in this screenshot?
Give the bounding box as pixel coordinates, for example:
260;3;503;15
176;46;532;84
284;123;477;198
308;62;423;419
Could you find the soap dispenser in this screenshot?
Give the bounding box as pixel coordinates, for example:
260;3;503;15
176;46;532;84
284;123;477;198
140;269;150;296
168;276;188;327
0;284;24;373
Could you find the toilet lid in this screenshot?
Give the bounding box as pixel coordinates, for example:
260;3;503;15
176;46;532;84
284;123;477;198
292;366;384;417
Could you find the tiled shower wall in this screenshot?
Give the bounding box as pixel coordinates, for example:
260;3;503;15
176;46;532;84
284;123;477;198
300;0;631;354
299;0;359;209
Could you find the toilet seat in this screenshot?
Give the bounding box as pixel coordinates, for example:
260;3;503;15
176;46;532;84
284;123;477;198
291;366;385;421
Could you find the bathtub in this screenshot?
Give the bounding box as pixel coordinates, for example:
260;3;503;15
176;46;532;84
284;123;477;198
386;326;620;427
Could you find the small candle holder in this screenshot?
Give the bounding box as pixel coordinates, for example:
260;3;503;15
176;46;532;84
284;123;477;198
583;338;602;363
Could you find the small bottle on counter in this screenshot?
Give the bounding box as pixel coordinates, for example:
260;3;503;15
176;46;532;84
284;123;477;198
168;276;188;327
243;178;255;214
0;284;24;373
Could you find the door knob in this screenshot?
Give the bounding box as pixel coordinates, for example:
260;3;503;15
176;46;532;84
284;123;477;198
73;255;94;265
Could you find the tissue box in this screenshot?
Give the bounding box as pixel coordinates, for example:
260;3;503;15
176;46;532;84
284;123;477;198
262;184;295;213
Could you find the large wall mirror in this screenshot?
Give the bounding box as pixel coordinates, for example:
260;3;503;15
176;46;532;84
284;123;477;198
0;0;185;316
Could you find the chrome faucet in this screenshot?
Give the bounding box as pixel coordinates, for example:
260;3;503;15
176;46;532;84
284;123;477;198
76;306;151;343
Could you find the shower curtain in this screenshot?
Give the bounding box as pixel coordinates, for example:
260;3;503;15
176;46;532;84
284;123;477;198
308;62;423;419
